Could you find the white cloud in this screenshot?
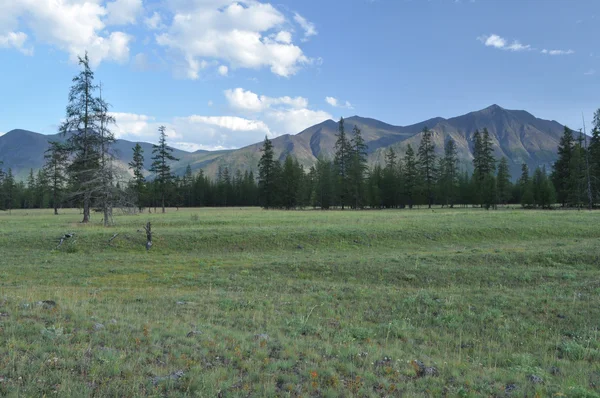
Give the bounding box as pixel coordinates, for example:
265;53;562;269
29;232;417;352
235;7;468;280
0;31;32;55
325;96;353;109
541;49;575;55
0;0;133;66
208;100;214;106
156;0;311;78
225;88;308;112
225;88;331;136
144;11;165;30
105;0;143;25
477;34;531;52
218;65;229;76
293;12;317;41
584;69;596;76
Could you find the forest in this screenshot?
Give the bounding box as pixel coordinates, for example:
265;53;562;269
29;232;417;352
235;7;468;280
1;54;599;219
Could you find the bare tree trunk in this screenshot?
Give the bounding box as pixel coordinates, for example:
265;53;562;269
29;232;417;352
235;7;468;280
83;192;90;223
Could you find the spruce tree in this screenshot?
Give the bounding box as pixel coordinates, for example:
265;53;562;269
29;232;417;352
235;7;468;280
44;141;69;215
128;143;146;211
334;117;352;209
417;127;437;208
59;52;102;223
403;144;419;209
349;125;368;209
439;138;459;207
2;168;15;213
26;169;36;208
150;126;179;213
258;136;277;209
552;126;575;206
496;157;512;205
382;148;399;208
589;124;600;204
472;128;496;208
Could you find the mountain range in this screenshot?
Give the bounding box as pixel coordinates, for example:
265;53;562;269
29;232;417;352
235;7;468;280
0;104;568;181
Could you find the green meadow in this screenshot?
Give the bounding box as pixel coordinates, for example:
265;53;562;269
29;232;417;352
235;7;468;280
0;207;599;397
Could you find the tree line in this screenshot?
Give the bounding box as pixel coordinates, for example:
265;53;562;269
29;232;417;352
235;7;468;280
1;55;599;217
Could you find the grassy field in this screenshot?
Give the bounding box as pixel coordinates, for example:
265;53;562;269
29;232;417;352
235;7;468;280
0;207;599;397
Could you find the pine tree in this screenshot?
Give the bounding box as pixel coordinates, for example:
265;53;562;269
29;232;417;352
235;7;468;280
26;169;36;208
417;127;437;208
349;125;368;209
44;141;69;215
334;117;352;209
382;148;399;208
258;136;277;209
60;53;102;223
128;143;146;211
552;126;575;207
96;83;116;226
472;128;496;208
403;144;419;209
496;157;512;205
150;126;179;213
589;123;600;204
2;168;16;213
439;138;459;207
518;163;532;207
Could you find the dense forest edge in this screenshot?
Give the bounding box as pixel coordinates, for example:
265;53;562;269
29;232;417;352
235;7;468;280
1;54;599;220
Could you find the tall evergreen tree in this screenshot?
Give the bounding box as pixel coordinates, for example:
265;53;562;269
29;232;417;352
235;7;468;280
26;169;36;208
472;128;496;208
150;126;179;213
382;148;399;208
439;138;459;207
2;168;16;213
128;143;146;211
334;117;352;209
552;126;575;206
589;122;600;204
60;52;102;223
417;127;437;208
96;83;116;226
258;136;278;209
496;157;512;205
403;144;419;209
349;125;368;209
44;141;69;215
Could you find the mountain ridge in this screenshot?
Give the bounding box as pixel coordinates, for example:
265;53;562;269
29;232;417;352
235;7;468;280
0;104;568;180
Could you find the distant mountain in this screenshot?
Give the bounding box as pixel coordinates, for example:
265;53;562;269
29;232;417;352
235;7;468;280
0;130;232;180
0;105;568;181
204;105;566;178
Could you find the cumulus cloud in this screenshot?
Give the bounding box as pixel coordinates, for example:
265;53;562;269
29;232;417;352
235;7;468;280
325;96;353;109
293;12;317;41
110;89;332;150
156;0;312;78
0;0;133;66
144;11;165;30
225;88;331;136
541;49;575;55
477;34;530;52
0;31;32;55
105;0;143;25
218;65;229;76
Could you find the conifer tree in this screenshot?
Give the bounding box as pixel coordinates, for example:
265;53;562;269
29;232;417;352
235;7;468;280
417;127;437;208
552;126;575;206
403;144;419;208
128;143;146;211
334;117;352;209
2;168;15;213
44;141;69;215
258;136;277;209
439;138;459;207
150;126;179;213
382;148;399;208
60;53;102;223
26;169;36;208
349;125;368;209
496;157;512;205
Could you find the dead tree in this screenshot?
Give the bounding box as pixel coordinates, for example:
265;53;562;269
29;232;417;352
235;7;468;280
143;222;152;250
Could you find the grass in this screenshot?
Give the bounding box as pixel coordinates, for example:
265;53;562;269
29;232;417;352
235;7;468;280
0;207;599;397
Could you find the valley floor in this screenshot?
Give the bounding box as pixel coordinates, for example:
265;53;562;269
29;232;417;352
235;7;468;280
0;207;599;397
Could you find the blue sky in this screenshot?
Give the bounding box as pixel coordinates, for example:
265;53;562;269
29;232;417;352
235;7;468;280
0;0;598;151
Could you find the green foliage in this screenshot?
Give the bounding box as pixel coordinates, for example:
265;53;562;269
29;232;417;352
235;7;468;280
150;126;179;213
417;127;437;208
